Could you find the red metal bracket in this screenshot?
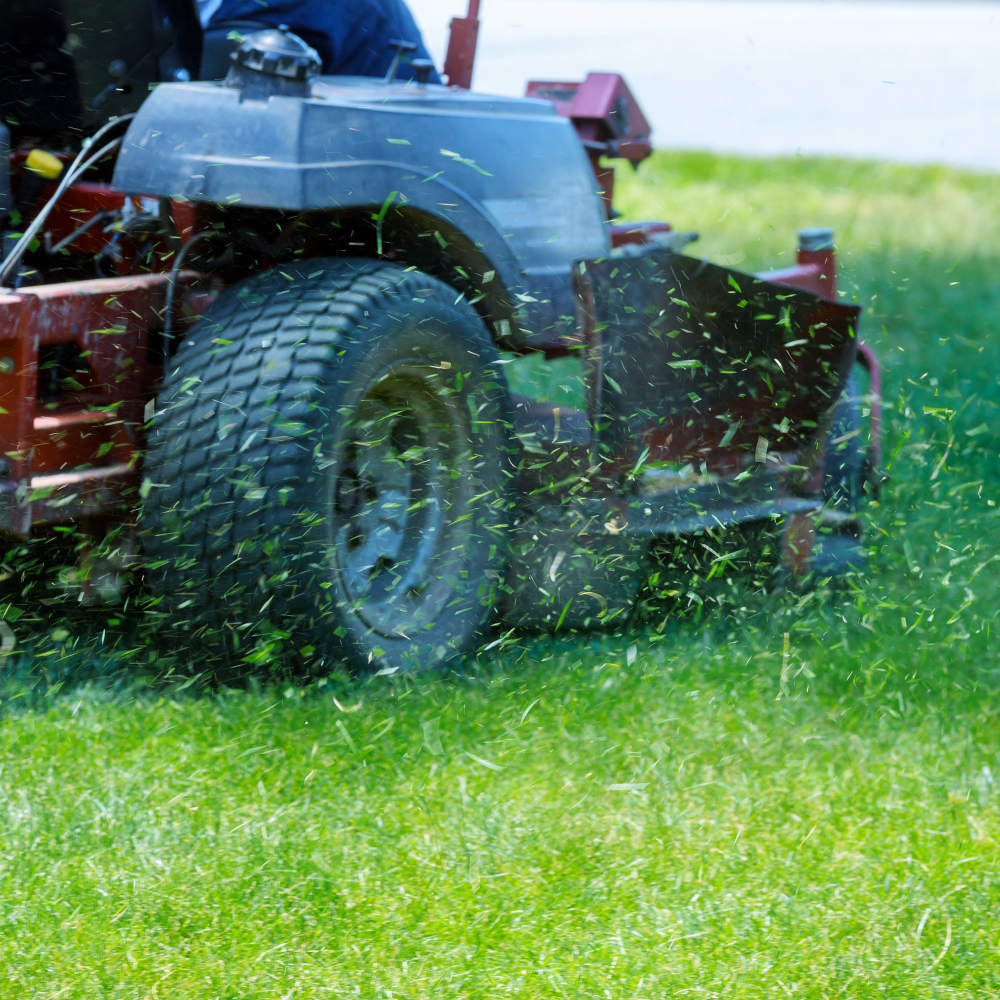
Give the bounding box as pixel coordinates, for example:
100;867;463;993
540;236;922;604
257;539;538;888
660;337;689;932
757;245;837;301
526;73;652;215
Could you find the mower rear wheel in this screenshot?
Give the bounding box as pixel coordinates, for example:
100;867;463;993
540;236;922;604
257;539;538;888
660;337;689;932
142;258;514;674
814;368;867;575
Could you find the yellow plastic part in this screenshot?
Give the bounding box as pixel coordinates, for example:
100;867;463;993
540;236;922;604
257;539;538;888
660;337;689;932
25;148;64;180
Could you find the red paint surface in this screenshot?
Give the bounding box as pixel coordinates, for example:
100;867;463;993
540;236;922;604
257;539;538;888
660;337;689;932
0;273;207;534
444;0;481;89
610;221;673;248
42;182;128;257
527;73;652;167
758;246;837;300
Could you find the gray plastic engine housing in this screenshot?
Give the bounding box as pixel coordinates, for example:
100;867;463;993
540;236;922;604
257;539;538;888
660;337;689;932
112;77;610;345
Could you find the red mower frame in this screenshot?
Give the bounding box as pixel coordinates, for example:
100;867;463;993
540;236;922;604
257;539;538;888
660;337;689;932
0;0;881;599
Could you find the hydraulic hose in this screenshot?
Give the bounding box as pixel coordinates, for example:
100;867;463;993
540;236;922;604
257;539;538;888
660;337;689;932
162;227;285;369
162;231;222;370
0;115;135;289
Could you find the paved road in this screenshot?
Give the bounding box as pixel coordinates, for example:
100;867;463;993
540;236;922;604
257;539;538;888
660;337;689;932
409;0;1000;170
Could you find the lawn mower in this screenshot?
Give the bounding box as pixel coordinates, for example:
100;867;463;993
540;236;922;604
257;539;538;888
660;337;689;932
0;0;880;673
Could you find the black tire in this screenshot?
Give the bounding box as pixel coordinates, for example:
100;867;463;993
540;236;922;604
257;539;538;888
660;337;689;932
815;368;866;576
823;369;866;514
142;258;514;674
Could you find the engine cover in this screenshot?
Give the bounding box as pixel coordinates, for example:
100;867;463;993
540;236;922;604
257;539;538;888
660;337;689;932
112;77;610;345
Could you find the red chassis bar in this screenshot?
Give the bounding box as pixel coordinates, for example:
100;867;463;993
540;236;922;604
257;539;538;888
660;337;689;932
0;272;203;537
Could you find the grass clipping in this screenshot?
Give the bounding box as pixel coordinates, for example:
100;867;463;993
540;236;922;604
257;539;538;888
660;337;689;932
1;152;1000;996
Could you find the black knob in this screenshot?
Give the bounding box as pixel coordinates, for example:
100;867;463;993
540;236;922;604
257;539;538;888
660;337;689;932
798;227;834;252
412;59;434;85
387;39;419;56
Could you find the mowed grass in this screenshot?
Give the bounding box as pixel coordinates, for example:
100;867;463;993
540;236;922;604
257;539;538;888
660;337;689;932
4;152;1000;997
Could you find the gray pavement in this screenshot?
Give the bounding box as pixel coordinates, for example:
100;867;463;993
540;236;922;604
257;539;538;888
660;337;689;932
409;0;1000;170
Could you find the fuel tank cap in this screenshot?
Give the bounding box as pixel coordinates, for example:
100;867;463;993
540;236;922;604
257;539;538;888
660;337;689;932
225;25;321;99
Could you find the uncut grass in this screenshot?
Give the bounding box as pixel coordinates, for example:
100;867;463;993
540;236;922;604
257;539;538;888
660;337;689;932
2;153;1000;997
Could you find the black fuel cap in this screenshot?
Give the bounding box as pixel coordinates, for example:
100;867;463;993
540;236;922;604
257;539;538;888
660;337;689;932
225;25;321;98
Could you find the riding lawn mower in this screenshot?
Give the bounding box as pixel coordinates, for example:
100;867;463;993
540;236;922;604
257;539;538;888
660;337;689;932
0;0;881;673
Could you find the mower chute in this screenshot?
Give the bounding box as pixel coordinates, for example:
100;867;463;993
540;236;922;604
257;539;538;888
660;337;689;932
585;249;860;470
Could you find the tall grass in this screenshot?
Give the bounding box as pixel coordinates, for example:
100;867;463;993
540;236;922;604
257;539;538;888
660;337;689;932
2;152;1000;997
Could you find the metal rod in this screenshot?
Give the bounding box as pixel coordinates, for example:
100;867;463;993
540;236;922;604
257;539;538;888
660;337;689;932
383;39;417;84
162;232;217;370
0;115;134;289
44;210;112;255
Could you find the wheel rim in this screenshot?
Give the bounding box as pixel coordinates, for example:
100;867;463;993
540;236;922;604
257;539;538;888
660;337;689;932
329;362;475;640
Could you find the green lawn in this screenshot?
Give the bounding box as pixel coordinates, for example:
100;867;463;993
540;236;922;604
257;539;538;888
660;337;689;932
3;152;1000;997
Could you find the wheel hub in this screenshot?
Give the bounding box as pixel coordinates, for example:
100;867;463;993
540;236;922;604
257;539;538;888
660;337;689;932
329;364;473;639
